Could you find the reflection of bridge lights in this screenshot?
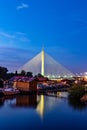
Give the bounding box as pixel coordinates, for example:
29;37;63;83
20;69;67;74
57;92;61;97
36;95;44;119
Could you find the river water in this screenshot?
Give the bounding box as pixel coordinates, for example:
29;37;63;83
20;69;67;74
0;92;87;130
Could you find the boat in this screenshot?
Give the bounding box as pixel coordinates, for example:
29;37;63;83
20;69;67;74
0;88;20;96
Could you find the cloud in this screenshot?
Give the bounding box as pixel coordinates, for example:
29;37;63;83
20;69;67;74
16;3;29;10
16;32;26;35
18;37;31;42
0;47;36;72
0;31;30;42
0;32;15;39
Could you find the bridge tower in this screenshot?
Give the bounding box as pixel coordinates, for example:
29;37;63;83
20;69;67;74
41;49;44;76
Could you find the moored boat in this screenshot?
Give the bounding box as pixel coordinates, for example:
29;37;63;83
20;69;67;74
0;88;20;96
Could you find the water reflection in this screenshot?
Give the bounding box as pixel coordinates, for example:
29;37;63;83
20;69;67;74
0;92;87;112
36;95;44;118
0;97;4;107
0;95;38;108
0;95;16;107
68;97;86;111
46;91;68;98
0;93;87;130
11;95;37;108
0;94;45;119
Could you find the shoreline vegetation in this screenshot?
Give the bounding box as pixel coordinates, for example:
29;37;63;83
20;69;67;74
68;84;87;103
0;65;87;103
68;84;85;99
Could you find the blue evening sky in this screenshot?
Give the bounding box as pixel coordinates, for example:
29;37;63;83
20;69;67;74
0;0;87;74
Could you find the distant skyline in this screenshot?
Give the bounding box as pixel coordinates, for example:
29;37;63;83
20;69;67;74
0;0;87;74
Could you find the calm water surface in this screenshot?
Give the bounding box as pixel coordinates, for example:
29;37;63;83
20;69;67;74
0;92;87;130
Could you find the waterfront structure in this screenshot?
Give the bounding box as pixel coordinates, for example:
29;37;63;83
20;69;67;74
18;49;74;78
13;77;37;92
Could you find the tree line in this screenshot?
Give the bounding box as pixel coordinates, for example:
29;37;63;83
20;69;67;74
0;66;43;80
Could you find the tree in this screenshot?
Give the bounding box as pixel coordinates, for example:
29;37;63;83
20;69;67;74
20;70;26;76
15;70;18;76
37;73;43;77
68;85;85;99
0;66;8;80
6;72;14;80
26;72;33;77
